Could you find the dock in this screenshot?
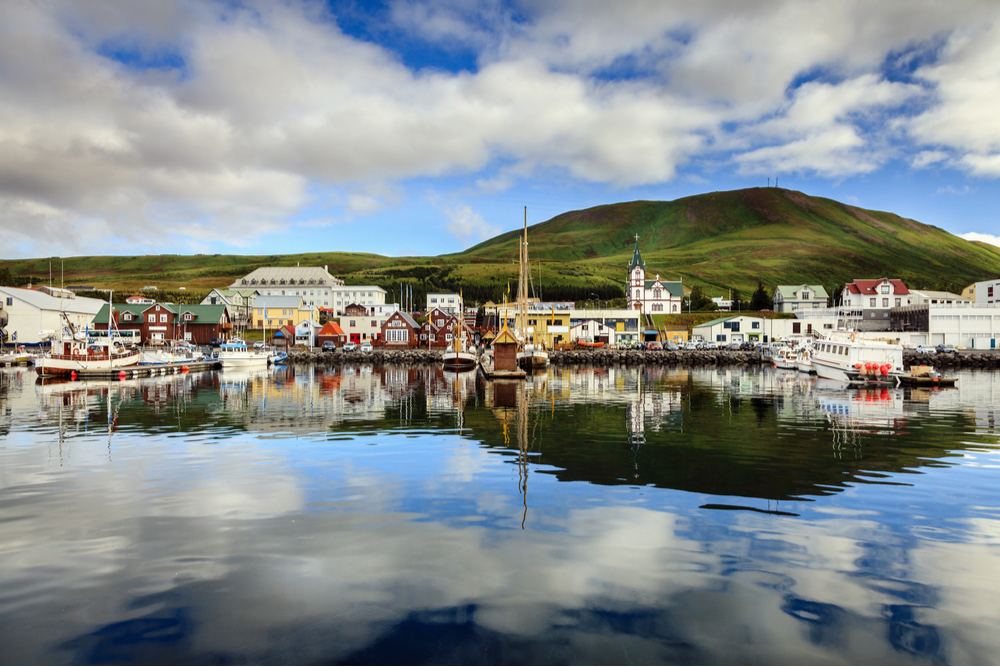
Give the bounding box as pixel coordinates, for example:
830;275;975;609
478;355;526;379
898;374;957;387
47;358;221;380
0;353;31;368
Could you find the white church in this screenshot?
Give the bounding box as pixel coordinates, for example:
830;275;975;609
626;236;684;314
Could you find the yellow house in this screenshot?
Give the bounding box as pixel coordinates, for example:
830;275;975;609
252;295;317;330
663;326;689;343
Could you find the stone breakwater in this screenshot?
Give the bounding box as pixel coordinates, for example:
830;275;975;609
286;348;767;367
285;348;1000;369
287;349;444;366
902;351;1000;370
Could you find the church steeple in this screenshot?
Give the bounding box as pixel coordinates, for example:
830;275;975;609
628;234;645;273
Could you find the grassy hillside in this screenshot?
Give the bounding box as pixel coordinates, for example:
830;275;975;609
3;188;999;304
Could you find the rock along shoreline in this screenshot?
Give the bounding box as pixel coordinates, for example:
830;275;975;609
285;348;1000;370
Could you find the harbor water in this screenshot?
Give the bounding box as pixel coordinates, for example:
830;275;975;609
1;364;999;664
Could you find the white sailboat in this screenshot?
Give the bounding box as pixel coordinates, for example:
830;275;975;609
35;292;141;377
442;313;477;370
516;206;549;369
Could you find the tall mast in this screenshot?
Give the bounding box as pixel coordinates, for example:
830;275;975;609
519;207;527;342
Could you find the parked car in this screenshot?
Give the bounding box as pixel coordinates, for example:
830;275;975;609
703;341;719;350
253;341;266;349
647;341;663;351
359;341;373;352
665;342;679;351
342;342;358;352
682;341;699;351
914;345;934;354
937;344;959;354
209;337;223;347
726;342;741;350
322;341;336;352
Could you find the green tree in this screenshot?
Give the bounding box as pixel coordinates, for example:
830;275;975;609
0;265;12;286
749;282;773;311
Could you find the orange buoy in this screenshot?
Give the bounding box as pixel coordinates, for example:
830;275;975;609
181;366;189;373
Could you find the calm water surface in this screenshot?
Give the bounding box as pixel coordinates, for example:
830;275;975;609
1;364;999;664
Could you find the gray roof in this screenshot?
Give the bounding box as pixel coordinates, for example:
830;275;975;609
253;295;308;308
0;286;106;316
232;266;345;289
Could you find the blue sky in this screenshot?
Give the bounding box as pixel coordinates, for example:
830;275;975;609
1;0;999;260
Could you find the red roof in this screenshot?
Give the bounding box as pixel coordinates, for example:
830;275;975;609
846;279;909;295
319;321;345;336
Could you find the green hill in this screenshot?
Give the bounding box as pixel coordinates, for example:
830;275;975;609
3;188;999;304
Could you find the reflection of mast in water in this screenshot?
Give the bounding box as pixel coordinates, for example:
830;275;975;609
491;379;530;528
627;369;644;479
516;381;529;529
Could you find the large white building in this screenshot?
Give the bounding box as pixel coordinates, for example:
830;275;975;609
426;292;461;314
626;238;684;314
0;286;108;346
229;266;386;315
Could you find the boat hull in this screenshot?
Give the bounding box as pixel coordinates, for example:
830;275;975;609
36;351;141;376
443;351;477;370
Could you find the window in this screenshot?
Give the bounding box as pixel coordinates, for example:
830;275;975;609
159;314;167;323
802;292;809;300
123;313;132;321
752;322;759;329
350;320;356;327
870;298;876;307
989;286;994;297
716;334;726;342
882;298;889;307
635;290;640;299
148;314;155;323
371;320;376;327
184;313;193;321
895;298;901;307
793;322;801;334
5;297;12;306
881;284;890;294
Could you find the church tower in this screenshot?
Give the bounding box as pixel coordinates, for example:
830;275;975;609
627;235;645;311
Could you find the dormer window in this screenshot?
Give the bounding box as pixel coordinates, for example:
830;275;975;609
881;284;890;294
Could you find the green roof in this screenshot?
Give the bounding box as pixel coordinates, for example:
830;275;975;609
774;284;828;300
628;238;645;273
644;279;684;296
92;303;226;325
695;315;740;328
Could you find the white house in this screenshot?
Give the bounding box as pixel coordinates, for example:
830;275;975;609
0;286;108;346
773;285;828;313
625;237;684;314
426;292;461;314
294;320;323;347
693;315;801;345
841;278;912;330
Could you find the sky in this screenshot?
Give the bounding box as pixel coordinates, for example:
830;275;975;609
2;0;1000;260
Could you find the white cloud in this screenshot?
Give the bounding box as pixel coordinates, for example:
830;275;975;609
445;203;500;247
960;232;1000;247
1;0;999;257
912;151;950;169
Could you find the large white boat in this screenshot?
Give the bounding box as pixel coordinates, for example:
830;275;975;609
217;340;270;369
812;333;904;383
35;332;141;376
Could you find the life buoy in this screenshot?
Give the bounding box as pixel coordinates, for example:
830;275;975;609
72;349;82;356
850;333;856;342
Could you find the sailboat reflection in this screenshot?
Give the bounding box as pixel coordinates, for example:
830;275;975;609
489;379;531;528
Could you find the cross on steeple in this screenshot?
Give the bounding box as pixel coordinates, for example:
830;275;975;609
634;233;639;242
